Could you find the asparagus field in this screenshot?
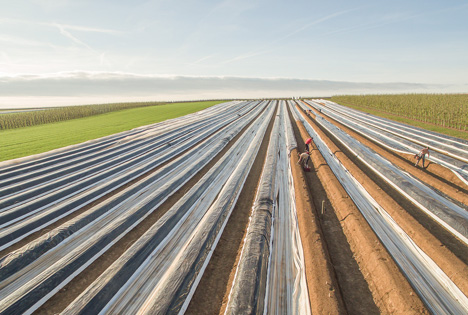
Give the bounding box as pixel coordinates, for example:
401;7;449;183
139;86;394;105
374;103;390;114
0;100;467;314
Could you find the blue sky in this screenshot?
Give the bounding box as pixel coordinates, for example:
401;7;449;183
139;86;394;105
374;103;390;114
1;0;467;107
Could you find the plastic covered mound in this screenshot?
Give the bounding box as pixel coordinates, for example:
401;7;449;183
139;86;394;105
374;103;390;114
303;100;468;244
293;101;468;314
226;102;309;314
305;99;468;185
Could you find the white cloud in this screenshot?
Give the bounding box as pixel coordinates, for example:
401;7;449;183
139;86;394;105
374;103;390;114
46;23;124;34
191;54;217;65
53;23;94;50
1;71;465;108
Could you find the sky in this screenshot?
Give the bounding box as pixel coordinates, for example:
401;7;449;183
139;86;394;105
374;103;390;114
1;0;467;108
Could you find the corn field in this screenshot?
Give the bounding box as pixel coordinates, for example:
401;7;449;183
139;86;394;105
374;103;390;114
331;94;468;131
0;102;165;130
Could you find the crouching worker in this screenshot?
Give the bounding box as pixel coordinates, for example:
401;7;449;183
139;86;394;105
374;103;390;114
297;151;311;171
414;146;430;168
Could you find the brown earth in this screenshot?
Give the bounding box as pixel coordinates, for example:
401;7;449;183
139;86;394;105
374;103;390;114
292;117;379;314
293;105;427;314
289;146;345;314
313;104;468;204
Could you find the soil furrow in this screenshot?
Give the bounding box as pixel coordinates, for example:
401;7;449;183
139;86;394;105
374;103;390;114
294;103;428;314
287;105;346;314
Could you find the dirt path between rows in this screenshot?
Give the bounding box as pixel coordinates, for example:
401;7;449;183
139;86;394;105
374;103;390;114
289;146;344;314
291;117;377;314
295;103;428;314
189;103;346;314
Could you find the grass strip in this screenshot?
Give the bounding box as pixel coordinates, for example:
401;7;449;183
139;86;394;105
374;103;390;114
0;101;223;162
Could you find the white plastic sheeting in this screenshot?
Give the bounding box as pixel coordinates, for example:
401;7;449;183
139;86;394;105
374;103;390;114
307;100;468;185
0;102;261;251
299;101;468;246
0;101;253;209
0;102;265;271
0;101;243;172
226;102;310;314
290;101;468;314
0;101;241;204
311;100;468;186
264;102;310;314
318;100;468;160
59;103;276;314
0;101;268;314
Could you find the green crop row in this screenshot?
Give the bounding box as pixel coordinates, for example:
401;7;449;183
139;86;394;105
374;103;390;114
330;94;468;132
0;101;168;130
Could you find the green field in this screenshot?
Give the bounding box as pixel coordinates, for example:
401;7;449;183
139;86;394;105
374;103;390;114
330;94;468;140
0;101;170;130
0;101;223;162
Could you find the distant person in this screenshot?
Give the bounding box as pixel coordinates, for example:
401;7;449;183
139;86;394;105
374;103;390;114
305;138;312;152
414;147;430;168
297;151;310;169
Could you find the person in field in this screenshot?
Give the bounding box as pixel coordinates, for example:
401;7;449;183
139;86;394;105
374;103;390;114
305;137;312;152
298;151;310;169
414;146;430;168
